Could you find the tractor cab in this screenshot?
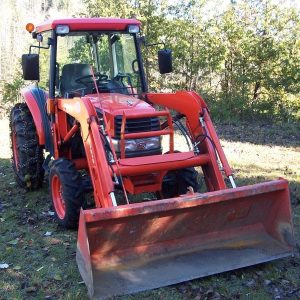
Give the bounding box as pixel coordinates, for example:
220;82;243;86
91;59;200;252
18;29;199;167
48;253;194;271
21;18;172;159
22;18;172;100
57;30;141;98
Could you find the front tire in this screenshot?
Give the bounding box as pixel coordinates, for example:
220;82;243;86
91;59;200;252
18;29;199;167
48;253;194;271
162;167;200;198
49;158;84;229
10;103;44;189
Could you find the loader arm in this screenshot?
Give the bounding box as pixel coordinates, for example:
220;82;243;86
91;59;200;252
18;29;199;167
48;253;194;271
146;91;230;190
56;97;114;208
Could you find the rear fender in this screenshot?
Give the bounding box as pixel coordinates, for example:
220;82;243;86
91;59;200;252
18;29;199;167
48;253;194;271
21;87;53;155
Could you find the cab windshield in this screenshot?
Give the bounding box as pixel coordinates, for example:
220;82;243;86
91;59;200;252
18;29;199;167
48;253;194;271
56;32;141;98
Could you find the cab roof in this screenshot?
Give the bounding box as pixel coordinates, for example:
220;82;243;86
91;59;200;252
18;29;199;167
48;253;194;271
36;18;141;33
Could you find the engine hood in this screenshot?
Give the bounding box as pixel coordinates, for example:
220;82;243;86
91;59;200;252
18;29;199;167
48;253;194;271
84;93;155;116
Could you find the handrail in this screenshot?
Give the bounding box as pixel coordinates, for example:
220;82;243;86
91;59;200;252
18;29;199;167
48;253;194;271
119;109;174;158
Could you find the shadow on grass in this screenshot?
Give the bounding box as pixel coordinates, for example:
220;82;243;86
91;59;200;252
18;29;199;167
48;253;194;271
215;121;300;148
0;158;88;300
0;158;15;197
234;172;300;206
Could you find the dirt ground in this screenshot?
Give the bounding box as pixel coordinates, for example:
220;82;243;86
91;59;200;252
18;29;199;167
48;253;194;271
0;117;299;300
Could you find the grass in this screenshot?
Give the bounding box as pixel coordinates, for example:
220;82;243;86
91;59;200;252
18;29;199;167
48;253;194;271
0;118;299;300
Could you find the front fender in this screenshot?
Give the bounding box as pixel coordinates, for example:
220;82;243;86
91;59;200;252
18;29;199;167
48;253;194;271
21;87;53;155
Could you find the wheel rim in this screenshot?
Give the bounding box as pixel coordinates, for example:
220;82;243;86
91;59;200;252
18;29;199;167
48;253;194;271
52;174;66;219
12;131;19;171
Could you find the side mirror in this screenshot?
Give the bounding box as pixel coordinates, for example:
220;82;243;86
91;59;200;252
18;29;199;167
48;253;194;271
158;49;172;74
22;54;39;80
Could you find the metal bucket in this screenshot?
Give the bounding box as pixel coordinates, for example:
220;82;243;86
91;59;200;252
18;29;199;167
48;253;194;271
76;179;295;299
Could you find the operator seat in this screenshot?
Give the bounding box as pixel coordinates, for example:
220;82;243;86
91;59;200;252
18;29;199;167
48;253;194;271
60;63;92;98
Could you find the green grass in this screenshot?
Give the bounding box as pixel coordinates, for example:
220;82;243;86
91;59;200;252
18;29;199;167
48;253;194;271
0;119;299;299
0;158;87;299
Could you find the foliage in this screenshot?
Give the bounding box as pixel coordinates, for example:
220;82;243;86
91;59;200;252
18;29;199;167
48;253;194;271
83;0;300;121
68;37;93;64
2;76;24;104
1;0;299;122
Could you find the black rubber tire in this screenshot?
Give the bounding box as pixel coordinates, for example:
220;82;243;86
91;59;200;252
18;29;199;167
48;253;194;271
162;167;200;198
10;103;44;190
49;158;84;229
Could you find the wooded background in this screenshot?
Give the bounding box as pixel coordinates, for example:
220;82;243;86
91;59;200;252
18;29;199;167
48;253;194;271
0;0;299;121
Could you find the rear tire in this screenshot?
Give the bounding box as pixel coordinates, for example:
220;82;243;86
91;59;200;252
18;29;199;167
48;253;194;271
49;158;84;229
10;103;44;190
162;167;200;198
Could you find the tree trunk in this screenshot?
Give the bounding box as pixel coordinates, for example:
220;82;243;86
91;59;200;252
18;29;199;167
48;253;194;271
253;81;261;101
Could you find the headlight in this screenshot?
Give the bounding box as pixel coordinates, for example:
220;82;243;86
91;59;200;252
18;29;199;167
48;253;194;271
109;137;161;153
127;25;140;33
56;25;70;35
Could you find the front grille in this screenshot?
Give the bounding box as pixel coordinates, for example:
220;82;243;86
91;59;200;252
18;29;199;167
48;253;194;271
114;115;160;138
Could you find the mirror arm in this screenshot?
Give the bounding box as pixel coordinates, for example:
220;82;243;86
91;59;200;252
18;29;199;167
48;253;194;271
29;44;50;54
29;43;50;54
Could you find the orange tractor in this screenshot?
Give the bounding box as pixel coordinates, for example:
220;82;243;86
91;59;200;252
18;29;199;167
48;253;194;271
11;18;294;299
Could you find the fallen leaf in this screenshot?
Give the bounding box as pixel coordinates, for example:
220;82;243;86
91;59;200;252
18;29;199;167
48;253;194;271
27;217;35;224
0;263;9;269
264;279;272;286
53;274;62;281
281;279;290;285
8;239;18;245
205;289;214;297
245;279;256;287
25;286;37;293
48;238;61;245
13;265;21;270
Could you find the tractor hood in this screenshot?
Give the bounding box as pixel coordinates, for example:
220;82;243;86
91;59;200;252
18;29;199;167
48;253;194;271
85;93;155;116
83;93;157;138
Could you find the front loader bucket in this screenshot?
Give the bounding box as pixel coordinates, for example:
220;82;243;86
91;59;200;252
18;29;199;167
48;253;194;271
76;179;295;299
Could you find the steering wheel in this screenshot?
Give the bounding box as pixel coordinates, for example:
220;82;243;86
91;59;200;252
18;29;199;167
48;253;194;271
115;72;132;83
75;73;109;86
